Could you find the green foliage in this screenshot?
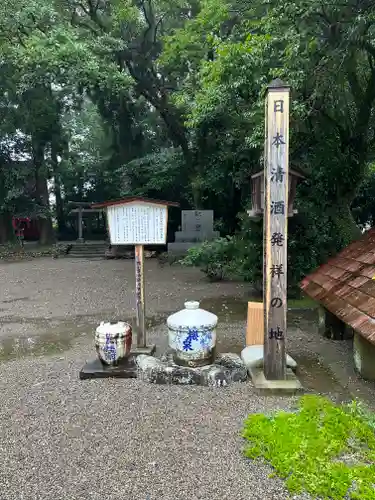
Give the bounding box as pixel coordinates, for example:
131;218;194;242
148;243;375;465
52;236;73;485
119;148;188;201
352;163;375;230
350;400;375;433
180;236;237;281
178;207;340;295
243;395;375;500
160;0;230;79
167;0;375;255
0;0;374;264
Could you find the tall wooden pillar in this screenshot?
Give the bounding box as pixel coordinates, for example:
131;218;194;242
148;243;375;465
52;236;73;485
135;245;146;348
77;206;84;242
263;79;290;380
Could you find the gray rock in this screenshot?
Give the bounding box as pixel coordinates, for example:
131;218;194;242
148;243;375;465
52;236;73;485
136;354;203;385
241;345;297;372
215;353;248;382
159;348;174;363
136;354;164;371
200;365;230;387
136;355;165;383
138;350;248;387
168;366;202;385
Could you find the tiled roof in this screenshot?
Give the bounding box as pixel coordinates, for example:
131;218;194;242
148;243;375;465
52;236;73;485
300;227;375;344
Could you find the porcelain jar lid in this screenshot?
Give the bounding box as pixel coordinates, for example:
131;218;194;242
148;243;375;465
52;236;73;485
96;321;131;335
167;301;218;330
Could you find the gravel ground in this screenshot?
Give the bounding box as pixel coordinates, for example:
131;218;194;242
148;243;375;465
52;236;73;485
0;348;302;500
0;258;246;324
0;257;373;500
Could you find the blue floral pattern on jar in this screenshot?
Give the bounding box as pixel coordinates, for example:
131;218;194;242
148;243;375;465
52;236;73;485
176;326;214;353
200;330;213;348
167;301;218;365
182;328;199;351
103;333;117;361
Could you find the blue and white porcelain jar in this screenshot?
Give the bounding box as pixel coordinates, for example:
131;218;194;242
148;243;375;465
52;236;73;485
167;301;218;367
95;321;132;366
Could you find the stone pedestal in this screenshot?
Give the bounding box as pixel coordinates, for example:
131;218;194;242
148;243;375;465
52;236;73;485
168;210;219;256
136;352;248;387
79;345;156;380
353;332;375;380
174;231;220;243
248;366;303;394
241;345;297;371
79;357;138;380
167;242;199;255
241;345;302;394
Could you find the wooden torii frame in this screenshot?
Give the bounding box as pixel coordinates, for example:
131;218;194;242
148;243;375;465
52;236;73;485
68;201;104;241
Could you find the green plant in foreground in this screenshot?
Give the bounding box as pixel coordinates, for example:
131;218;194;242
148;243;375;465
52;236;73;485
242;395;375;499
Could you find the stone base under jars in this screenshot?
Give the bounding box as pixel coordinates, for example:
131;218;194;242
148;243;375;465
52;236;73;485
79;345;156;380
170;346;216;368
136;351;248;387
79;356;138;380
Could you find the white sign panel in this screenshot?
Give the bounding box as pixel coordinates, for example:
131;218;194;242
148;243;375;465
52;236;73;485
106;202;168;245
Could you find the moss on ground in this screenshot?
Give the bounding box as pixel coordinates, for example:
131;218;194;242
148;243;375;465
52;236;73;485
242;395;375;499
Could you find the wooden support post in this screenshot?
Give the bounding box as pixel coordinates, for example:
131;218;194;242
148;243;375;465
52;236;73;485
344;325;354;340
77;205;83;241
263;79;290;380
318;306;346;340
135;244;146;348
317;305;326;336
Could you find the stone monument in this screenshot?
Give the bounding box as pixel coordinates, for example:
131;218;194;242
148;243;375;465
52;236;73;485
168;210;219;255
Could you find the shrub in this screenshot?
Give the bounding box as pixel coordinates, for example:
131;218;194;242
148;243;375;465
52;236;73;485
180;236;237;281
179;210;341;297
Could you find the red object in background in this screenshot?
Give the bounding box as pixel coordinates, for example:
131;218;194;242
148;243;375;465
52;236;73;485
12;217;40;240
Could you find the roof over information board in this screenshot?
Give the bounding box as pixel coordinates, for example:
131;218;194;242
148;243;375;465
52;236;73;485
68;201;95;208
92;197;179;209
301;227;375;344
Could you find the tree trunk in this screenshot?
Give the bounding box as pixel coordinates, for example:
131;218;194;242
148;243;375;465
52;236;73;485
191;181;203;209
37;176;55;245
51;142;65;234
190;133;208;209
33;140;55;245
54;176;65;234
329;201;362;248
0;212;13;244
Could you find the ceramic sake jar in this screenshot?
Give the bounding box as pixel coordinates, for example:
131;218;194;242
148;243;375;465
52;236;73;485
167;301;218;367
95;321;132;366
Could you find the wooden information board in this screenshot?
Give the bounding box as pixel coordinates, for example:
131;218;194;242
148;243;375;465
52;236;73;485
106;202;168;245
93;197;178;351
